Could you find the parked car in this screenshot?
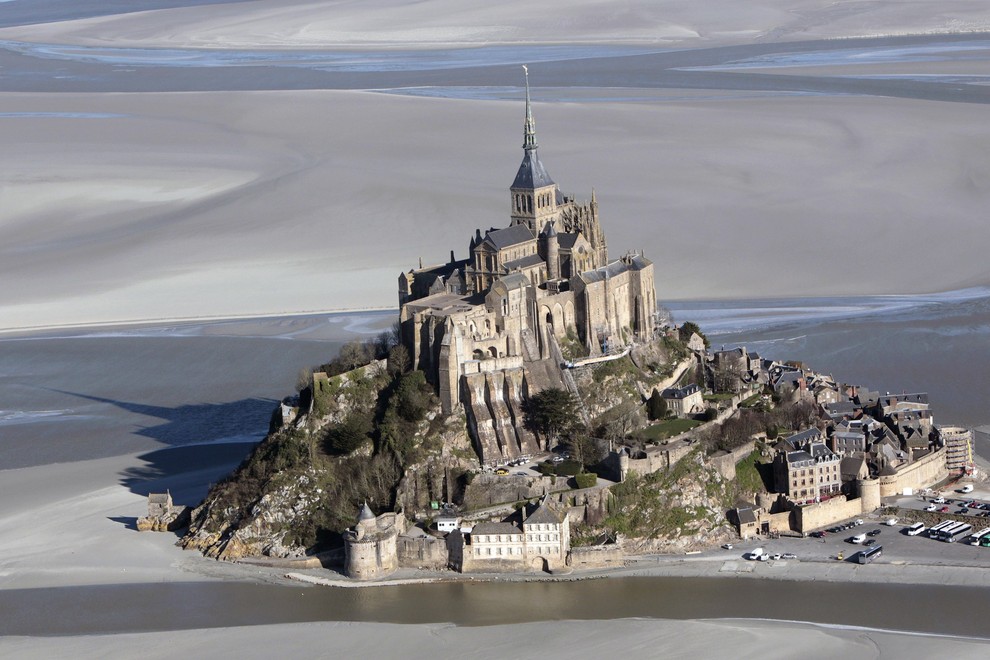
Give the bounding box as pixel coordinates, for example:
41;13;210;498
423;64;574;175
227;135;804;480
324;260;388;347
864;539;878;547
925;504;938;512
933;496;946;504
867;529;882;537
770;553;782;561
495;468;509;476
781;553;797;559
810;531;825;538
721;543;733;550
941;506;950;513
960;484;974;494
758;553;771;562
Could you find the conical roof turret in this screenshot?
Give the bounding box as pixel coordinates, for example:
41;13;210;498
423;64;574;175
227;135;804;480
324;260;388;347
358;502;375;522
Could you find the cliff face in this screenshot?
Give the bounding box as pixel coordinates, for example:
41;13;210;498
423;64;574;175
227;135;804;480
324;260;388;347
573;448;737;551
180;364;476;560
572;337;693;425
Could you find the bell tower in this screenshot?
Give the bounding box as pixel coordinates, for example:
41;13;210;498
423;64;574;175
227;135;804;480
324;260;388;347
510;65;559;232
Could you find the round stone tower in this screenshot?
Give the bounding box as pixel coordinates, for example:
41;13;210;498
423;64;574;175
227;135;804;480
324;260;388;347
542;220;559;280
857;478;881;513
343;503;399;580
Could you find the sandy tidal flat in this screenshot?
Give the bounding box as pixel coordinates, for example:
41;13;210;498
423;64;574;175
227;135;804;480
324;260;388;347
3;618;990;660
3;88;990;330
4;0;990;48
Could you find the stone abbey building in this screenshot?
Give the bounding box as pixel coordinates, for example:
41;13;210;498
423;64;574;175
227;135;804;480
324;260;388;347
399;69;658;463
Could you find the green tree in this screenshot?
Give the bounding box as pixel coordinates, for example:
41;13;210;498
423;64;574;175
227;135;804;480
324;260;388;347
322;411;372;455
647;389;668;421
524;388;581;446
678;321;709;348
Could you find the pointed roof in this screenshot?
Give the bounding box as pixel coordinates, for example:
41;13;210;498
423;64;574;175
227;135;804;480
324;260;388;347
511;65;555;191
524;500;562;526
358;502;375;522
483;224;536;250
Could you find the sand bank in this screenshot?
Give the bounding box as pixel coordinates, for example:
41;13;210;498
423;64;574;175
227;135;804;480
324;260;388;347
3;617;989;660
3;89;990;330
4;0;990;49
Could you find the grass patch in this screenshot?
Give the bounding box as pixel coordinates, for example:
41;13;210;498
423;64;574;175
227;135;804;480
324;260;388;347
734;450;767;495
703;392;734;402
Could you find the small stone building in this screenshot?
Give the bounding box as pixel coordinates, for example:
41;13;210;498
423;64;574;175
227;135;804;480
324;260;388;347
463;499;570;573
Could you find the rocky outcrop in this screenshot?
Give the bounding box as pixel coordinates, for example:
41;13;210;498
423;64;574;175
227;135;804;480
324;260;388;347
137;506;190;532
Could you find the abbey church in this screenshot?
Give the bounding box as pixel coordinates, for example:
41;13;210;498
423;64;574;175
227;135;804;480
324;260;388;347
398;69;658;463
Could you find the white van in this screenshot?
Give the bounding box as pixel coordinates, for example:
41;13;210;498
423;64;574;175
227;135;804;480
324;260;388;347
850;534;867;544
746;547;764;560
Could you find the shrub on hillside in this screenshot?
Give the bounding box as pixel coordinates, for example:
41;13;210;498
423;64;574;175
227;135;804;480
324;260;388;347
574;472;597;489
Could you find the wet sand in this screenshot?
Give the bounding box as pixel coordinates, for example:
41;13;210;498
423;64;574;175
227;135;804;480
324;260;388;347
4;618;988;660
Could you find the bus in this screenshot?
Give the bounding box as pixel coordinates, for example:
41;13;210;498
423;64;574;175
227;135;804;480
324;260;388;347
968;527;990;545
927;521;954;539
857;545;883;564
935;520;966;541
905;522;926;536
980;531;990;548
944;523;973;543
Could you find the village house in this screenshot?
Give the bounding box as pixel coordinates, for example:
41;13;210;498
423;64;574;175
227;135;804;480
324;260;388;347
660;383;704;417
772;430;842;503
463;498;570;573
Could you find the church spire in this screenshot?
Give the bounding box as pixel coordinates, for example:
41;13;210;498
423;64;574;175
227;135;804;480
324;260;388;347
523;65;538;151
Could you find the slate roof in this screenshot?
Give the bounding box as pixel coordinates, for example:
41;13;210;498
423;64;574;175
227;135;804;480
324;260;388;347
808;442;838;460
578;255;652;283
661;383;701;399
840;455;867;477
495;272;531;291
503;253;544;271
557;233;579;250
484;224;536;250
511;149;555;190
737;507;757;525
783;427;822;448
880;393;929;409
525;502;563;526
472;522;523;536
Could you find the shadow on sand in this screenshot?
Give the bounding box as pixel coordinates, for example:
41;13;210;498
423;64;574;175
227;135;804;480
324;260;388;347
48;388;271;505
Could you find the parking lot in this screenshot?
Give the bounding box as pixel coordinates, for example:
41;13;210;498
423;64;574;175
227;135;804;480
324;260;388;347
892;481;990;522
711;511;990;567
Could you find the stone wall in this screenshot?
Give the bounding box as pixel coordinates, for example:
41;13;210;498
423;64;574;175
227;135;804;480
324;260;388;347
396;534;448;571
710;440;757;482
792;495;864;533
880;447;948;497
569;545;625;569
